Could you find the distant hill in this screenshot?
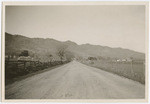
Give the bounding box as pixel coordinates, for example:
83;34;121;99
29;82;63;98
5;32;145;61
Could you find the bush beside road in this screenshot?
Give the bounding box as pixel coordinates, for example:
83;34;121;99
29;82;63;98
5;60;70;85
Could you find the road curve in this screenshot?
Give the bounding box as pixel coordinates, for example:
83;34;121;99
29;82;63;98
5;61;145;99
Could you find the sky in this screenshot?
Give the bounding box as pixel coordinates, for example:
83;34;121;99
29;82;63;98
5;5;145;53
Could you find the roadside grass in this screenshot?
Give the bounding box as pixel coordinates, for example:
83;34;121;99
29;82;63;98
5;61;69;86
82;60;145;84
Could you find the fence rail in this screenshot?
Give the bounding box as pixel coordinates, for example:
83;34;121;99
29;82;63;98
5;60;69;84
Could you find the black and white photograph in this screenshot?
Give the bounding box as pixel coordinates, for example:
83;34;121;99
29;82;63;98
1;1;149;102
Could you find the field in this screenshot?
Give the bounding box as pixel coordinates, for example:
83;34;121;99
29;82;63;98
82;60;145;84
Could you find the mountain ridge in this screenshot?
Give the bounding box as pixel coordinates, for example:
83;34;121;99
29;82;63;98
5;32;145;61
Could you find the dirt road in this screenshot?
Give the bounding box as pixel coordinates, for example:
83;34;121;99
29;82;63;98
5;61;145;99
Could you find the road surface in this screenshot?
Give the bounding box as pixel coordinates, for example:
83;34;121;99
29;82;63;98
5;61;145;99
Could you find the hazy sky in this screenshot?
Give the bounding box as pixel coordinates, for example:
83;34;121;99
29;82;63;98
6;5;145;53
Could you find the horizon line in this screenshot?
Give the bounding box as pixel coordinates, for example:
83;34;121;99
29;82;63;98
5;32;145;54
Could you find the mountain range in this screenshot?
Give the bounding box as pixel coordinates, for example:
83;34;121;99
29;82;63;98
5;32;145;61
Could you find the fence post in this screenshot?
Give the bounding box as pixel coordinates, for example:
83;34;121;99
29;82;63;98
34;61;36;67
5;61;9;69
24;61;26;71
16;61;18;72
143;61;145;75
30;61;31;66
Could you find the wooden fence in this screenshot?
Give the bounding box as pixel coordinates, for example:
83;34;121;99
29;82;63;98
5;60;68;83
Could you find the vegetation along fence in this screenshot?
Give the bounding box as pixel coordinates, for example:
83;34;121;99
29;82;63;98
5;60;69;85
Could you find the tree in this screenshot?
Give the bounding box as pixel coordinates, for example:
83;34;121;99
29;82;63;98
49;54;53;64
65;51;75;62
19;50;29;57
88;57;97;60
57;46;67;63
